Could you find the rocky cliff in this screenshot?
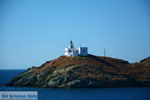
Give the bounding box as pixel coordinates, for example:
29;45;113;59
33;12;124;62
6;55;150;88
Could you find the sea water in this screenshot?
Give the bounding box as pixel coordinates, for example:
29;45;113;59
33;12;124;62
0;69;150;100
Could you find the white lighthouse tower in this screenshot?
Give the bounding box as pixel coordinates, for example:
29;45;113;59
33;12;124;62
65;41;88;57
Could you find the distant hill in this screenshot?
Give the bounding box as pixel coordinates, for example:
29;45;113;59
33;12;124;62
6;54;150;88
140;57;150;66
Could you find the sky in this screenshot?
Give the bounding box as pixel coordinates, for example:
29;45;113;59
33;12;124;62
0;0;150;69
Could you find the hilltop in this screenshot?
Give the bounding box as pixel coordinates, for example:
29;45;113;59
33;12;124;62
6;55;150;88
140;57;150;66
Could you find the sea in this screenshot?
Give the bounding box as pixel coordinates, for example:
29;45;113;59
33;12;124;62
0;69;150;100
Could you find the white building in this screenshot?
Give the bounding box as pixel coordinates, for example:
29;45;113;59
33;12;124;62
65;41;88;57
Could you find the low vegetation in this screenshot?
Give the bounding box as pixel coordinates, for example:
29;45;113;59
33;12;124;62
6;55;150;88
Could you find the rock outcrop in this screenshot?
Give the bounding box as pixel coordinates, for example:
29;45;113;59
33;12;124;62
6;54;150;88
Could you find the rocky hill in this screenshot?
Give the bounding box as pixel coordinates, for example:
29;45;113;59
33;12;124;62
6;55;150;88
140;57;150;66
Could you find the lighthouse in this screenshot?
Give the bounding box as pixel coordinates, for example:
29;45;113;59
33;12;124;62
65;41;88;57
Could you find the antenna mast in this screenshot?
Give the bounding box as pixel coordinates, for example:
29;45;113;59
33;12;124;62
104;48;106;57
